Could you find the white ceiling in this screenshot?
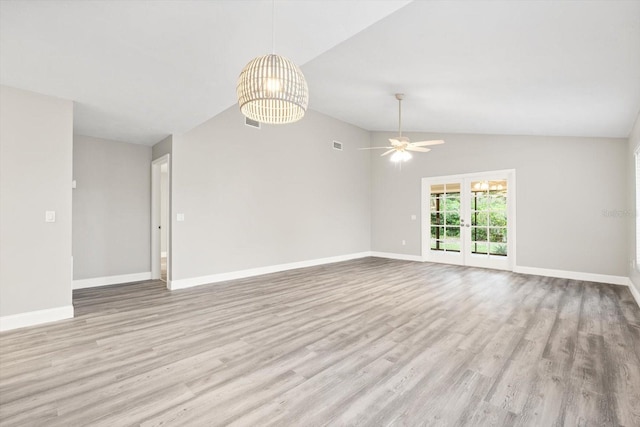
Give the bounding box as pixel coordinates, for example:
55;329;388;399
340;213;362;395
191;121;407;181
0;0;410;145
1;0;639;145
304;0;640;138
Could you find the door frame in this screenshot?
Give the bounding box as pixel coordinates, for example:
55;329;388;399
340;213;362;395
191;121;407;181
151;154;171;286
421;169;517;271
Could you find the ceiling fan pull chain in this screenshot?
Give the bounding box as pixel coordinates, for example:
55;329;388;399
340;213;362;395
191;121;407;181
398;94;402;137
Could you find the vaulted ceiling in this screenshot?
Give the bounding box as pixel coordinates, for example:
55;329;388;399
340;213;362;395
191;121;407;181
1;0;639;145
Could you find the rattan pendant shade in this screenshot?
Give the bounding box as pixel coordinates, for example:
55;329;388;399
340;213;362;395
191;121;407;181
237;54;309;124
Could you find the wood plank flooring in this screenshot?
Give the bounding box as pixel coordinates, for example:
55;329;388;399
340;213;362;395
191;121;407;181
1;257;639;426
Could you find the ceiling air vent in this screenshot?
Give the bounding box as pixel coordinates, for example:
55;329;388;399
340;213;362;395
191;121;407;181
244;116;261;129
332;140;343;151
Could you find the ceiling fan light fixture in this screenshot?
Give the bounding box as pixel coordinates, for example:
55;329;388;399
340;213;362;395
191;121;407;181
359;93;444;161
237;54;309;124
390;150;412;163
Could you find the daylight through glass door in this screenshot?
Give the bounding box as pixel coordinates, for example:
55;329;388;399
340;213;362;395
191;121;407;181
423;171;514;271
430;183;461;253
470;180;508;257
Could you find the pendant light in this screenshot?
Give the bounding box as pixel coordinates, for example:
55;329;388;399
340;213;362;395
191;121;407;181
236;0;309;124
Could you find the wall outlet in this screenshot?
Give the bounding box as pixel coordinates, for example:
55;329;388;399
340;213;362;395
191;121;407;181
177;213;185;222
45;211;56;222
402;240;406;246
411;215;416;220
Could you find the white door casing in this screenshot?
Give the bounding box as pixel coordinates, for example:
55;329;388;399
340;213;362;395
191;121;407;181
151;154;171;286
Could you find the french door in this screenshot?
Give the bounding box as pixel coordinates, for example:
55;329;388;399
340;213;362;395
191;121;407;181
422;170;515;271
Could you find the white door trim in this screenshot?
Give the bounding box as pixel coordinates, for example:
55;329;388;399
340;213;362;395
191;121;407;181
151;154;171;286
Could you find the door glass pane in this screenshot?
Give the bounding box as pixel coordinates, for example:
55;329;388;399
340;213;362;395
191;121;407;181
431;184;445;193
471;227;487;241
430;183;461;253
489;212;507;227
445;214;460;226
444;241;461;252
445;227;460;238
430;194;443;211
490;243;508;256
431;226;444;240
490;194;507;208
444;194;460;212
489;227;507;243
471;242;489;255
431;212;444;225
470;179;507;257
471;212;488;226
445;183;460;193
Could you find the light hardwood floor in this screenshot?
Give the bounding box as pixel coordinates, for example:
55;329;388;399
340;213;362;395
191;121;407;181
1;257;639;426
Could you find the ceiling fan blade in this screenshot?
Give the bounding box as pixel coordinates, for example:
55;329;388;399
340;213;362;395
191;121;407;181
359;146;393;150
410;139;445;147
381;149;396;157
406;146;431;152
389;136;409;146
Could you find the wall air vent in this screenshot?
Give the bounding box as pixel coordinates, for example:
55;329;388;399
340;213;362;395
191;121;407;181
332;140;343;151
244;116;261;129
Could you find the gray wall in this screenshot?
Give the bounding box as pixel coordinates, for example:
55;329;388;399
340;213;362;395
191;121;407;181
0;85;73;316
371;132;628;276
153;135;172;160
171;107;371;280
73;135;152;280
629;113;640;293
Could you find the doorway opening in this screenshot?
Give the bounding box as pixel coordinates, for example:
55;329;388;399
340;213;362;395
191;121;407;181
151;154;170;287
422;170;516;271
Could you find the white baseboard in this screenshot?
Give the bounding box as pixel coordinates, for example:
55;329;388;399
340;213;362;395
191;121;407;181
628;277;640;308
370;251;424;262
513;265;629;286
73;272;152;289
0;305;74;332
169;252;371;291
165;251;639;309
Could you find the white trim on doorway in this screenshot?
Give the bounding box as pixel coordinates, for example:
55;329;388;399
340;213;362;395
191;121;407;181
151;154;171;288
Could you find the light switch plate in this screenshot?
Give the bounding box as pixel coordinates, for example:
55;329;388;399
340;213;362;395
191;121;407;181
177;213;185;222
411;214;417;220
45;211;56;222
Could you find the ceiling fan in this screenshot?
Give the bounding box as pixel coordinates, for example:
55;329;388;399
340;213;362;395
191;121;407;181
365;93;444;162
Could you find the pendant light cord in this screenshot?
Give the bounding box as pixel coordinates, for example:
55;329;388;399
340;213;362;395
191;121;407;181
271;0;275;54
